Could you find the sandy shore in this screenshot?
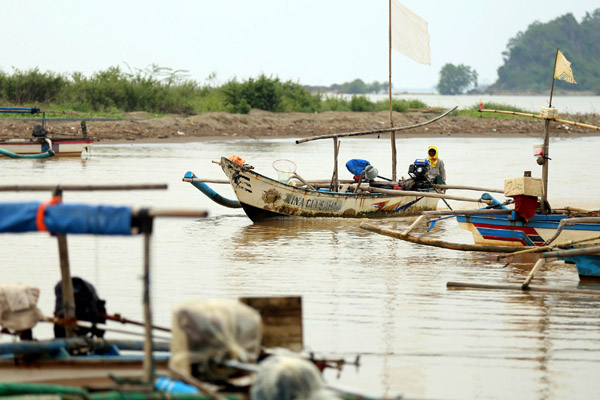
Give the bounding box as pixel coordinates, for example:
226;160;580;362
1;109;599;143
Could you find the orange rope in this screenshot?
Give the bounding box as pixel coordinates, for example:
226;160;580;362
36;195;62;232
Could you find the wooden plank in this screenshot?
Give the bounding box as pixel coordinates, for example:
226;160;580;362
240;296;303;352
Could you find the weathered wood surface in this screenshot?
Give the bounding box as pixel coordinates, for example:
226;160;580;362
360;223;526;253
240;296;303;352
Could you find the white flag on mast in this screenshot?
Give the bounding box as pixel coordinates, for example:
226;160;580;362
391;0;431;65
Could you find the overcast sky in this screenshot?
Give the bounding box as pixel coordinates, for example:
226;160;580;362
2;1;598;91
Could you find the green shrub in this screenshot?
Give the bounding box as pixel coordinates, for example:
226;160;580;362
350;95;374;112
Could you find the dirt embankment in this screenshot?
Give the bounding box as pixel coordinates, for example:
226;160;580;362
1;110;599;142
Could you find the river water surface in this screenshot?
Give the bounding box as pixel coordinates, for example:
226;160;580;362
1;136;600;399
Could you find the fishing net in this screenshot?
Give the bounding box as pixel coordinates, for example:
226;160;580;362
272;159;297;183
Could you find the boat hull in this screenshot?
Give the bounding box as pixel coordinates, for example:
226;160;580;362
0;138;94;157
457;213;600;247
560;254;600;279
220;157;439;222
0;357;169;386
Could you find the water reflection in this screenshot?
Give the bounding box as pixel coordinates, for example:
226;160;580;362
3;138;600;399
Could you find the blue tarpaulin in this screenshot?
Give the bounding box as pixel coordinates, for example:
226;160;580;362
346;159;371;176
0;202;133;235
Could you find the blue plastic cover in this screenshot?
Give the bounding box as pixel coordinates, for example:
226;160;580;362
346;159;371;176
0;202;133;235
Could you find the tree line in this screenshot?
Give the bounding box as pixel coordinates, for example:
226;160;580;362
438;8;600;94
0;66;425;115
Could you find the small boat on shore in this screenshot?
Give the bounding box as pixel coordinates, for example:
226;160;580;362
0;107;94;158
0;137;94;157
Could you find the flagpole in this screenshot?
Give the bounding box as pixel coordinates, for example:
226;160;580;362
540;48;559;213
389;0;397;181
549;48;559;108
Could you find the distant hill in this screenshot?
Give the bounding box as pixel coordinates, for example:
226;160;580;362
490;9;600;93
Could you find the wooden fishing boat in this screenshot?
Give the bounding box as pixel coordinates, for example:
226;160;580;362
0;106;94;158
182;107;505;222
0;137;94;157
0;137;94;158
215;156;440;222
456;211;600;247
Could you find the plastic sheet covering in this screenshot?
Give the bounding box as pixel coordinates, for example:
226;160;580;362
345;159;371;177
170;299;262;381
0;283;43;331
251;356;337;400
0;202;132;235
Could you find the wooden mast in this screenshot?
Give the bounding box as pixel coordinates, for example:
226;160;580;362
389;0;397;181
540;48;559;213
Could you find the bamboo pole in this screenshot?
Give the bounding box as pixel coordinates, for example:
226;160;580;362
447;281;600;296
360;222;523;253
0;184;168;191
366;186;494;204
389;0;397;182
52;187;76;339
295;106;457;144
543;216;600;245
330;137;340;191
422;209;512;216
142;227;154;385
497;235;600;260
401;215;426;235
541;118;550;213
431;184;504;193
480;108;600;132
521;258;545;289
57;234;76;338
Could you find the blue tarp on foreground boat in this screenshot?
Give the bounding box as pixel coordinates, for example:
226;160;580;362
0;202;132;235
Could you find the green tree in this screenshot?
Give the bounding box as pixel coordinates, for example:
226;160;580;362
437;64;478;95
492;9;600;92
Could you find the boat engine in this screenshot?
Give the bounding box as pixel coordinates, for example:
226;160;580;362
407;159;431;189
32;124;49;138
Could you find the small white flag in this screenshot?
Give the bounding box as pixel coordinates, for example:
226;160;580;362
391;0;431;66
554;49;576;84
